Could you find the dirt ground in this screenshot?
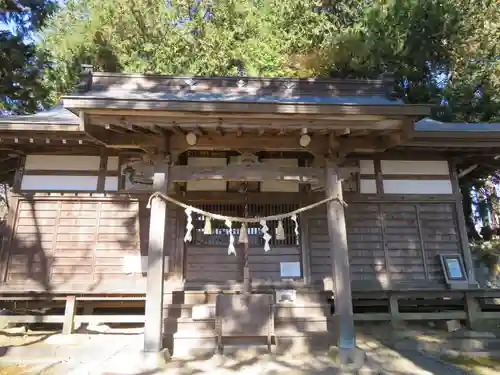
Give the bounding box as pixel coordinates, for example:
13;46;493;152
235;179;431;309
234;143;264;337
0;324;478;375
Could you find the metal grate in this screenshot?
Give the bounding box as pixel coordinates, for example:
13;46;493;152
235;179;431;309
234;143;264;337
191;203;299;247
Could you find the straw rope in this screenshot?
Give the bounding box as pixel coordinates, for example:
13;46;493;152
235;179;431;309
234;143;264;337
146;191;347;223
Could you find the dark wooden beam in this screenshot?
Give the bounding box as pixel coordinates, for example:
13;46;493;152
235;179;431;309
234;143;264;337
325;159;356;351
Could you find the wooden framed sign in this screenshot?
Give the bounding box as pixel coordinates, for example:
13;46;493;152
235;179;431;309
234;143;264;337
439;254;468;288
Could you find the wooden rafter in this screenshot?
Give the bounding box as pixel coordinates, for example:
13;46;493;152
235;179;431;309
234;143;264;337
105;124;128;134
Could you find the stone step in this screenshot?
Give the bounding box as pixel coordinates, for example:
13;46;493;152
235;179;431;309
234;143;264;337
169;331;338;358
163;302;331;319
164;316;337;335
275;303;331;318
164;317;215;334
163;290;329;305
163;304;198;319
170;335;217;358
275;316;337;333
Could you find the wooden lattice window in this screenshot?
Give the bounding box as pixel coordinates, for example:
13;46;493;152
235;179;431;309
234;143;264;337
191;203;299;247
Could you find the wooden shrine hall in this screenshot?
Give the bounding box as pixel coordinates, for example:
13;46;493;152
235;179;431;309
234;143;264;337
0;68;500;357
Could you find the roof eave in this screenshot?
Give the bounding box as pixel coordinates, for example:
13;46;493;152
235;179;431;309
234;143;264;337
62;96;430;117
0;122;81;132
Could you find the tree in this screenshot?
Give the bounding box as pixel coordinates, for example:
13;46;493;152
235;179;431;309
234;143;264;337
41;0;500;121
0;0;58;114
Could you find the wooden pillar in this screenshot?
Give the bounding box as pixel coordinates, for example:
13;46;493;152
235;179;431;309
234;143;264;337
143;167;169;353
325;159;355;350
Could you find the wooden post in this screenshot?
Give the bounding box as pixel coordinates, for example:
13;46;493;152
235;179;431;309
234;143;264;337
389;295;402;328
325;159;355;350
143;166;169;353
465;292;481;330
62;296;77;334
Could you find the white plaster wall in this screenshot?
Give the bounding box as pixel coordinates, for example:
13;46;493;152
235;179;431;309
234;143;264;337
360;179;377;194
383;179;453;194
107;157;119;171
24;155;100;171
21;175;98;191
104;176;119;191
359;160;375;175
381;160;449;175
186;157;227;191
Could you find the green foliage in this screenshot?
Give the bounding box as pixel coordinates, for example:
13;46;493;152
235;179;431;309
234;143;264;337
41;0;500;122
0;0;58;114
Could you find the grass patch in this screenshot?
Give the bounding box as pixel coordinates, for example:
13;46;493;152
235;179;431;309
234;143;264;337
443;354;500;374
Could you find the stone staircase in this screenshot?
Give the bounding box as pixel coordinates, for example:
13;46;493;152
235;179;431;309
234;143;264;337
162;289;337;358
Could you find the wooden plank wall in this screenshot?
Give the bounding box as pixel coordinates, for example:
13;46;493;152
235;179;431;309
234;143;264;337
185;246;301;282
3;197;180;292
185;246;240;282
308;202;461;289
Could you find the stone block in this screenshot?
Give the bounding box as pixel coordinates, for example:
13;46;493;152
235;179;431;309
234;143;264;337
192;304;215;320
446;320;462;332
452;330;497;339
141;348;171;368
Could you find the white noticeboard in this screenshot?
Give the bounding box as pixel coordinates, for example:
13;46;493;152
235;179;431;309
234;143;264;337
446;258;463;279
280;262;301;278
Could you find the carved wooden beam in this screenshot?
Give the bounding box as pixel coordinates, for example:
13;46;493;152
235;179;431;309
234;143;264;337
169;165;327;183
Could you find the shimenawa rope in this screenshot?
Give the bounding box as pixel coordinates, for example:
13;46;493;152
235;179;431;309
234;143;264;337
146;191;347;223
